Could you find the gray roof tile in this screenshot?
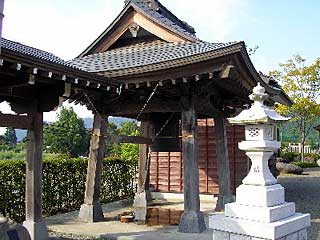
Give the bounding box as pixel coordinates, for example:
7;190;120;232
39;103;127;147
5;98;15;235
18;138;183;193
0;38;73;67
71;40;239;73
130;0;197;40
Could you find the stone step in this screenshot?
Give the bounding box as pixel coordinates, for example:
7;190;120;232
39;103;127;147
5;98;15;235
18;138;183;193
225;202;295;223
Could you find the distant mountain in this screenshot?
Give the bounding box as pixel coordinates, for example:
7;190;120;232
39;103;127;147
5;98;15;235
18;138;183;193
15;117;132;142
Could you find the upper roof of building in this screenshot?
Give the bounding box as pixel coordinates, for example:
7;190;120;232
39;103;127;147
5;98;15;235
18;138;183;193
79;0;199;57
128;0;197;38
71;39;239;76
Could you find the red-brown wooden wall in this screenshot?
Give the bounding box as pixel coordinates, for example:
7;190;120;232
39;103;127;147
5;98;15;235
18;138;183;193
149;119;249;194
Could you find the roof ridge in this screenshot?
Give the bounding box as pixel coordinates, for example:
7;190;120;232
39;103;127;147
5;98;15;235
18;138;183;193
129;0;198;40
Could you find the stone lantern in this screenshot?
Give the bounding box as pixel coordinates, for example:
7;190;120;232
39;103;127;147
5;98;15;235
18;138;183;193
209;84;310;240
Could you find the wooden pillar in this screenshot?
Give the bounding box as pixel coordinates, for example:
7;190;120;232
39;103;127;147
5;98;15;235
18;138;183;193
79;113;108;222
133;120;154;222
23;111;48;240
178;96;206;233
214;110;233;211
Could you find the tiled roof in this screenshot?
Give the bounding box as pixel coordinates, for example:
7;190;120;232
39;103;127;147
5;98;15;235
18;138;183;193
70;40;241;75
130;0;197;40
0;38;72;67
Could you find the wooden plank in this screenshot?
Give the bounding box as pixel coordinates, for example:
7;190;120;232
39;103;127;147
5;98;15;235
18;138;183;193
105;134;152;144
0;113;32;129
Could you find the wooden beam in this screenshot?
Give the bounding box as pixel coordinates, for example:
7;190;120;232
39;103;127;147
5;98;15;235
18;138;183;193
214;109;233;210
178;95;206;233
133;119;155;219
79;113;108;222
105;134;152;145
24;111;48;239
0;113;33;129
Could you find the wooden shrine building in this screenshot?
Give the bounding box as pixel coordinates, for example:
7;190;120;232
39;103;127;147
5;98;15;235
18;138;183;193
0;0;291;239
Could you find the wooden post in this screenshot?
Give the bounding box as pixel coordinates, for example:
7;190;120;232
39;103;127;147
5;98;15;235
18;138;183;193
79;113;108;222
23;111;49;240
133;120;154;222
214;110;233;210
178;95;206;233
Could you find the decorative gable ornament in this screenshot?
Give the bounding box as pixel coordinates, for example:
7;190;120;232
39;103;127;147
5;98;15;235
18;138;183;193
129;23;140;38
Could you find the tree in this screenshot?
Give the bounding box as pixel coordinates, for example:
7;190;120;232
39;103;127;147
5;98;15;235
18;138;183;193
118;121;140;162
1;127;17;148
44;107;90;157
105;121;140;161
270;55;320;161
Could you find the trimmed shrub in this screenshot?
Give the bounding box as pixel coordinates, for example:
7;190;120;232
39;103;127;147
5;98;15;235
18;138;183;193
0;157;137;223
292;161;319;168
280;152;301;163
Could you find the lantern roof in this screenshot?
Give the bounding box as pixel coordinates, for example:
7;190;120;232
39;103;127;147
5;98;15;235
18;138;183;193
228;83;290;125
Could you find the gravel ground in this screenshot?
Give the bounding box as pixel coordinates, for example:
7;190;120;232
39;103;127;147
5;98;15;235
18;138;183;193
278;167;320;240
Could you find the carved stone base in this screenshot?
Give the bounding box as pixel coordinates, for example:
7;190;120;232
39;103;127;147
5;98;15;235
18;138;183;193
178;211;206;233
213;228;308;240
78;203;104;222
209;213;310;240
23;220;48;240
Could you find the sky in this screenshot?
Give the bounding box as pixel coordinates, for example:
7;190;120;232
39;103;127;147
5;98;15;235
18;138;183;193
0;0;319;125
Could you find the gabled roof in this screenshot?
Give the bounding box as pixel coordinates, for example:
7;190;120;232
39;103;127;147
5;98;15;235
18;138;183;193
71;40;239;76
79;0;198;57
130;0;196;37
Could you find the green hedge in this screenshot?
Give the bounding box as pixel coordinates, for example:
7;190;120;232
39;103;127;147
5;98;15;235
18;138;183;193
0;157;137;223
292;161;319;168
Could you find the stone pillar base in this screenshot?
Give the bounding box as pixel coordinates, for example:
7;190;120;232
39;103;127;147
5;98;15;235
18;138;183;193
178;211;206;233
213;228;307;240
78;203;104;222
134;207;147;223
23;220;48;240
215;195;235;211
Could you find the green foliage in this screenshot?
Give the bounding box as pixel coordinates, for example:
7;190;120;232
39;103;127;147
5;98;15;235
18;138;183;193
0;151;25;161
280;152;301;162
105;121;140;162
292;161;319;168
270;56;320;160
44;107;90;157
304;153;320;160
0;156;137;223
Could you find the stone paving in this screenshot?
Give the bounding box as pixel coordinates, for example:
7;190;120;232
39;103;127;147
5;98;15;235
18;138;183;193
46;168;320;240
46;199;217;240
